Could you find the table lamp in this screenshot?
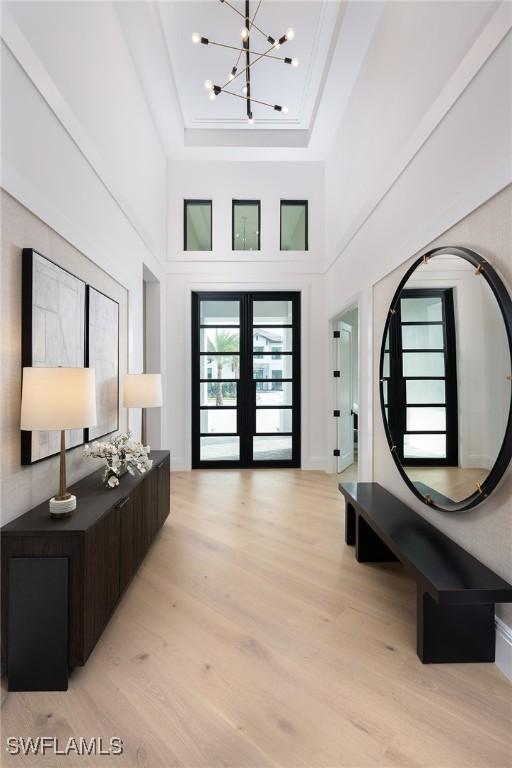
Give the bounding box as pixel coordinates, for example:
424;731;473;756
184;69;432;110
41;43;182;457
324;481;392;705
20;367;97;518
123;373;162;445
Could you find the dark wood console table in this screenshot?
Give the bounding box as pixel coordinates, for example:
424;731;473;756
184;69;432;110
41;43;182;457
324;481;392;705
339;482;512;664
1;450;170;691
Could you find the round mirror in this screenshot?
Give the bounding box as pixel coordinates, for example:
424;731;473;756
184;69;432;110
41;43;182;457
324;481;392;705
380;246;512;512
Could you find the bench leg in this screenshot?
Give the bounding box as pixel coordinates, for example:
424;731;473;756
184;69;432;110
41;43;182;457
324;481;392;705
345;502;356;545
417;590;495;663
356;515;398;563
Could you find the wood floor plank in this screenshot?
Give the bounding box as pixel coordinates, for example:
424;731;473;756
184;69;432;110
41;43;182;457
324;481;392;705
2;469;510;767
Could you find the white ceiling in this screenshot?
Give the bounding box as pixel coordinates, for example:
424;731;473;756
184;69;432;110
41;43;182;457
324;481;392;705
115;0;384;159
159;1;339;131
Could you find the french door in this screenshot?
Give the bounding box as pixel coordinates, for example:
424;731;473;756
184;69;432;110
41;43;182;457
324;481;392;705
192;292;301;468
384;288;458;466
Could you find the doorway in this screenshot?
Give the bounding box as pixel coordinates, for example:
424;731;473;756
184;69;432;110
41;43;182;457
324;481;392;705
334;306;359;480
191;291;301;468
142;265;161;447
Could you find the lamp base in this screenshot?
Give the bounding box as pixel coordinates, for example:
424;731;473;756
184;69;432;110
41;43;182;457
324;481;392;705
49;495;76;518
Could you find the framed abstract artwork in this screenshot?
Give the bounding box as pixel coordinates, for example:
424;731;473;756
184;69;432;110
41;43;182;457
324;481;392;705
21;248;86;465
85;286;119;442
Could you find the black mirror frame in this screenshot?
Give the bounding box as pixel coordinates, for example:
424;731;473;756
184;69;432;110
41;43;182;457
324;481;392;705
379;246;512;512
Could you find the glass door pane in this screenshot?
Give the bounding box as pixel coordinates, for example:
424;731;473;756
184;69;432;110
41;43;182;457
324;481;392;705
195;296;241;465
252;296;298;465
253;300;292;325
394;288;457;466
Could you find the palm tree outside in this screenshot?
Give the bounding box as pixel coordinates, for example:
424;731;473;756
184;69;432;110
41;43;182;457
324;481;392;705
207;330;239;405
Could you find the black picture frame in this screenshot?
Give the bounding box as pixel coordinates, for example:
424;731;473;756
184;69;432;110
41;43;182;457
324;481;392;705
379;246;512;512
84;285;120;443
232;200;261;251
21;248;87;465
280;200;308;251
184;200;212;251
191;291;301;469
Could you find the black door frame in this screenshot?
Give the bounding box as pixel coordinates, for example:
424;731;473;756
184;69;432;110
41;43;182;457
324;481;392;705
191;291;301;469
387;287;458;467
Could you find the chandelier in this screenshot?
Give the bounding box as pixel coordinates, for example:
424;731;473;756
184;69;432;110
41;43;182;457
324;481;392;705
192;0;298;125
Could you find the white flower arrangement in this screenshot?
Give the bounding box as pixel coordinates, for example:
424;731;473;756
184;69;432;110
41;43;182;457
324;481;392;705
83;432;153;488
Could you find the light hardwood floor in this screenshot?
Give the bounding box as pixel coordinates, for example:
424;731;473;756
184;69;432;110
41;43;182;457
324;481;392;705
2;470;511;767
407;466;489;503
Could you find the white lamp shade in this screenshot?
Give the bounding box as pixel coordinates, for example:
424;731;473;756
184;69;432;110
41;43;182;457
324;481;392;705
20;367;97;431
124;373;162;408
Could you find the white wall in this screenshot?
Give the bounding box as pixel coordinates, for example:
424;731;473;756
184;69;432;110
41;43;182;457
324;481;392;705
3;0;167;261
323;2;512;644
168;161;325;271
0;2;168;521
372;188;512;624
325;0;505;265
166;160;327;470
0;191;128;525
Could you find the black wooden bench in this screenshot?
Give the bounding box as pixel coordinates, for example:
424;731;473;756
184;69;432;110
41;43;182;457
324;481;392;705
339;482;512;664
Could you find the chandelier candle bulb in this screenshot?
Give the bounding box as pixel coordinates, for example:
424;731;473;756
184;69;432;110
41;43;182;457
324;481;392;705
192;32;200;43
292;58;299;67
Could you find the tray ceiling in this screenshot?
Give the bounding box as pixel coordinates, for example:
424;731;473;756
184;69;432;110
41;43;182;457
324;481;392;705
159;0;341;132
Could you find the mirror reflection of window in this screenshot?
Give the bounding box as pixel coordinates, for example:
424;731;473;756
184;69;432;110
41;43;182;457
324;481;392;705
184;200;212;251
232;200;260;251
382;253;511;506
280;201;308;251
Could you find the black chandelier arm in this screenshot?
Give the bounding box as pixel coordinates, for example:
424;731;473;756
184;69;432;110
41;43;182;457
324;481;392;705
201;0;295;122
244;0;251;119
220;0;272;43
201;40;290;61
220;89;283;112
220;41;277;90
229;0;262;76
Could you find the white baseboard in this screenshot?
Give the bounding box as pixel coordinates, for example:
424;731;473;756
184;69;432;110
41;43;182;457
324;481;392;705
302;456;326;471
170;457;188;472
495;617;512;682
463;455;494;471
169;458;326;472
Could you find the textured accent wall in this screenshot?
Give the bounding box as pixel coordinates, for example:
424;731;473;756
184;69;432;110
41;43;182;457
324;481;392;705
373;185;512;625
0;190;128;525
